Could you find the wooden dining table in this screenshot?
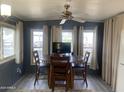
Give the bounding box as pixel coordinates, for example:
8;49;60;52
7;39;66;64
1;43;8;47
39;54;84;89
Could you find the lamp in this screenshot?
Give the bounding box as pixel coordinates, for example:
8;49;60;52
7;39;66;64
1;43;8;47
0;4;11;16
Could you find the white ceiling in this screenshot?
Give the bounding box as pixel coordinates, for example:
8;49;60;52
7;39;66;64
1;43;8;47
1;0;124;21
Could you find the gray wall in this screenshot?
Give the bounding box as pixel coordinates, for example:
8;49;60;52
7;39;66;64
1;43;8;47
23;20;104;75
0;19;104;91
0;60;23;91
0;19;24;91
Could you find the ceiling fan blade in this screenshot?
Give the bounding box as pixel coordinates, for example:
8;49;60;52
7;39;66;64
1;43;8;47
72;17;85;23
60;19;67;24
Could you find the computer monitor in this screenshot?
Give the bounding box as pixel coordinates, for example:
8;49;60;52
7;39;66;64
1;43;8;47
52;42;71;53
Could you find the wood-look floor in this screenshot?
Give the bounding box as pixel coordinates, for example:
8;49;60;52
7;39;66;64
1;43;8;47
7;73;112;92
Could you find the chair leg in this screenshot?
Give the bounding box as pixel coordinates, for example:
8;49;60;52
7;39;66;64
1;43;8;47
34;70;40;86
85;78;88;88
34;79;37;86
52;84;54;92
65;88;68;92
51;78;55;92
34;74;38;86
34;75;38;86
83;71;88;88
65;85;69;91
52;88;54;92
65;80;68;92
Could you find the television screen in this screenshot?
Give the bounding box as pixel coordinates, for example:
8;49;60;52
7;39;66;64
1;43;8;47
52;42;71;53
61;43;71;53
52;42;62;53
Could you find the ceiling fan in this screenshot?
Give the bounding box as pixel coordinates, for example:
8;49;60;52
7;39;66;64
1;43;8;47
60;3;85;24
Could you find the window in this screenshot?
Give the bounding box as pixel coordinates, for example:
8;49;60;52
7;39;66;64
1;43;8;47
83;31;93;55
0;25;15;62
31;29;43;64
3;27;15;58
62;31;73;52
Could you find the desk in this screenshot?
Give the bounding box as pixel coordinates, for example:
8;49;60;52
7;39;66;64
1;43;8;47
39;55;83;89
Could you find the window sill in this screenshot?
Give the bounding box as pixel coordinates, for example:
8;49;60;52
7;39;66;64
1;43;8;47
0;56;15;65
31;63;35;65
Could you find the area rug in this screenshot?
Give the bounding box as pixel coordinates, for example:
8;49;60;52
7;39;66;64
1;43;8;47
39;75;84;80
7;88;93;92
31;89;93;92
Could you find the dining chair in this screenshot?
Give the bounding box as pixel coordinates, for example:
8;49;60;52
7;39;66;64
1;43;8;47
33;50;40;86
73;51;90;88
82;51;90;87
50;56;71;91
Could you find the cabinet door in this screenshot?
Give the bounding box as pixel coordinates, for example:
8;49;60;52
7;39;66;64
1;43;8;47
116;64;124;91
116;30;124;91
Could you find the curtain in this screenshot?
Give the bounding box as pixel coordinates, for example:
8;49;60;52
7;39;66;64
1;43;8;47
51;26;62;42
78;26;84;56
102;18;113;85
90;27;98;70
43;25;48;55
72;26;77;55
102;14;123;91
50;26;62;54
15;21;23;64
111;15;123;91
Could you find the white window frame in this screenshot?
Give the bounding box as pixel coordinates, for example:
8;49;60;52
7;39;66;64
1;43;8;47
83;30;94;51
0;22;16;64
83;30;94;64
30;29;43;65
62;30;73;52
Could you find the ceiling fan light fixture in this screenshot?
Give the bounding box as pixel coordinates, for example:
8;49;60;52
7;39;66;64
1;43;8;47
66;0;71;5
60;19;67;24
0;4;11;16
64;4;70;10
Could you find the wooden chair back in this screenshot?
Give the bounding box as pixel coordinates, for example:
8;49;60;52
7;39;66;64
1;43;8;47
50;56;71;91
50;56;70;74
82;51;90;87
33;50;40;86
83;51;90;64
33;50;40;64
